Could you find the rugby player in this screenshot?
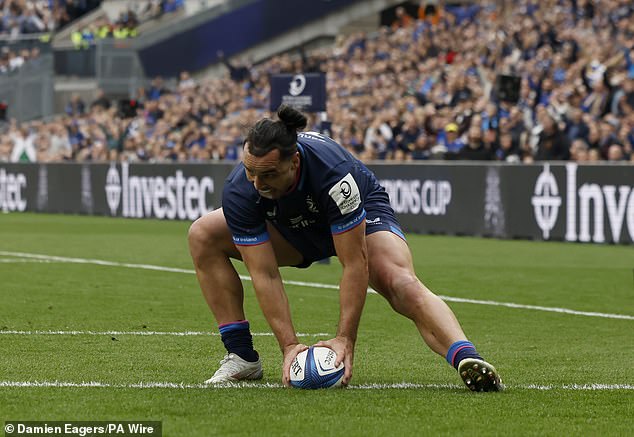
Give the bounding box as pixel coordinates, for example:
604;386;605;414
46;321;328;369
188;105;503;391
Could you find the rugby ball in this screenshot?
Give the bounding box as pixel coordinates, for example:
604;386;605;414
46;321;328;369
290;346;344;389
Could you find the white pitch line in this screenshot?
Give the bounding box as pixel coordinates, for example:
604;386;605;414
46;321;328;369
0;330;330;337
0;251;339;291
0;380;632;391
0;251;194;274
1;250;633;321
0;259;54;263
437;296;634;321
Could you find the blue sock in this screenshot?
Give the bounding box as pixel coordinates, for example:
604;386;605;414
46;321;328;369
219;320;259;362
446;340;483;370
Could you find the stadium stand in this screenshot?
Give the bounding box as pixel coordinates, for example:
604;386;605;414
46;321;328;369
65;0;185;48
0;0;633;164
0;0;102;35
0;0;102;73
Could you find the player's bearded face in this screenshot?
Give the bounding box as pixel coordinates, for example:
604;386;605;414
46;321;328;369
243;146;299;200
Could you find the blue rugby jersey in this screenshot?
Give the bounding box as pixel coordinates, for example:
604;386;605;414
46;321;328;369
222;132;390;259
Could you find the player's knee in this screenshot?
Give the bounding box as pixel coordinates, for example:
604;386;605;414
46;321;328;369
389;271;420;294
187;219;204;256
383;271;429;315
188;218;220;258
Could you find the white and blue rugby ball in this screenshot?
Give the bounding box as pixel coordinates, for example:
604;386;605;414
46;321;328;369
290;346;344;389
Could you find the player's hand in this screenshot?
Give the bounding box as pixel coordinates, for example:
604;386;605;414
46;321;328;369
282;343;309;387
315;336;354;386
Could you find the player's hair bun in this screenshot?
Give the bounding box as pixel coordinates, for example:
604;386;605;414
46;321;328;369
277;105;307;132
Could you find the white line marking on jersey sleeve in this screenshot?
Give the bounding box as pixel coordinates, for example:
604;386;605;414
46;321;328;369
1;250;632;321
0;380;632;391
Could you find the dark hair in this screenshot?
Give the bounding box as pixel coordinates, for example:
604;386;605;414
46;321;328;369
245;105;307;159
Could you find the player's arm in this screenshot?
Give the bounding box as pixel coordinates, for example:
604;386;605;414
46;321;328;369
236;240;307;385
317;220;368;385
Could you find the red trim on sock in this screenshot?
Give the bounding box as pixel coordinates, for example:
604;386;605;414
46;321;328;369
451;345;473;367
218;320;248;329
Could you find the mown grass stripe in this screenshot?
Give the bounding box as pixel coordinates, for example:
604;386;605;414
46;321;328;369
1;250;633;321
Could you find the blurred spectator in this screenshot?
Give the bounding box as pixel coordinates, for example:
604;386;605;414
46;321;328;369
535;115;571;160
456;125;492;160
607;143;625;161
90;88;111;111
418;1;444;26
570;139;589;162
65;94;85;116
391;6;413;30
10;125;36;162
45;122;72;161
441;122;465;154
411;133;431;160
146;76;169;101
496;132;521;162
394;115;422;158
217;50;251;83
178;70;196;92
0;137;12;161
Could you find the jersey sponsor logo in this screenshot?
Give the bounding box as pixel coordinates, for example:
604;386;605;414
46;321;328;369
266;206;277;219
289;214;315;229
306;195;319;213
331;209;366;234
329;173;361;214
366;217;382;225
232;232;269;245
299;132;328;143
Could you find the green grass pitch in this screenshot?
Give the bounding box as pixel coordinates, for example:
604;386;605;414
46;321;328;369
0;213;633;436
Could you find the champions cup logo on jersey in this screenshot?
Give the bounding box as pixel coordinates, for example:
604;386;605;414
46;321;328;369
329;173;361;214
532;163;634;243
339;181;352;199
105;163;214;220
0;168;27;212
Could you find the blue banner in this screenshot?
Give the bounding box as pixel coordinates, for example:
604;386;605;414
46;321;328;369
138;0;362;78
270;73;326;112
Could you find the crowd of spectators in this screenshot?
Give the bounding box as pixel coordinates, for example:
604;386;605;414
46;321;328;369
2;0;634;164
0;44;41;73
0;0;101;36
0;0;100;74
70;0;184;47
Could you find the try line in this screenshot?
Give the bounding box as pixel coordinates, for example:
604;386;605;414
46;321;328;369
1;250;633;321
0;380;632;391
